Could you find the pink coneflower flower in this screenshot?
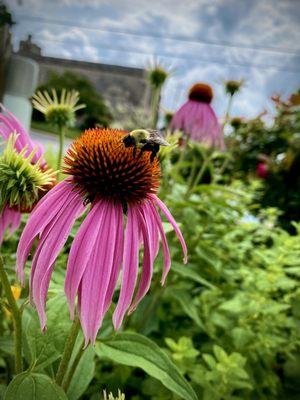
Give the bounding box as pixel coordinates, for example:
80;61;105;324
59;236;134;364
0;104;45;165
256;163;269;179
17;128;187;345
170;83;224;149
0;105;55;244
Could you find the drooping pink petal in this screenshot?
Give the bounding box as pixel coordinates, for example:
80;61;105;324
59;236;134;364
151;195;188;265
128;203;154;314
65;199;108;319
0;205;22;245
102;203;124;316
79;201;122;345
148;201;171;284
30;192;85;329
113;205;140;330
143;201;159;257
16;180;78;285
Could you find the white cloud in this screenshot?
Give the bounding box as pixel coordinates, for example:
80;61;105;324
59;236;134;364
8;0;300;119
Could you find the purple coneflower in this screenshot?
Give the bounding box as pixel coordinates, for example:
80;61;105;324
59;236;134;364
0;105;53;244
170;83;224;149
0;104;45;165
17;128;187;345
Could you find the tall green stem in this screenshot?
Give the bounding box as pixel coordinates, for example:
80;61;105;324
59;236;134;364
57;125;65;176
0;255;23;374
150;87;161;129
62;339;85;392
219;94;234;179
186;152;213;196
55;316;81;386
223;94;234;131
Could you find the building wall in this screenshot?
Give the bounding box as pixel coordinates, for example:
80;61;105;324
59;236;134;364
0;25;12;100
17;37;149;120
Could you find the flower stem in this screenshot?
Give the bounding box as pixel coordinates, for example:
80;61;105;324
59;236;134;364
57;125;65;175
186;151;213;196
62;339;85;392
55;316;81;386
0;255;23;374
150;86;162;129
223;94;234;131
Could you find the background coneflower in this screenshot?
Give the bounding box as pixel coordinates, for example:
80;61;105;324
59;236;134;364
170;83;224;150
17;128;187;345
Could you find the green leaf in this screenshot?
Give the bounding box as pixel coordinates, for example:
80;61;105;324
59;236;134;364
0;335;14;356
0;385;7;400
4;372;68;400
22;293;72;372
23;309;62;371
168;290;205;329
172;262;216;289
95;332;198;400
66;344;95;400
213;345;228;363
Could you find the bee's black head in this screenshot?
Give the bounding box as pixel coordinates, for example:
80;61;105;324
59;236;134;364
123;135;136;147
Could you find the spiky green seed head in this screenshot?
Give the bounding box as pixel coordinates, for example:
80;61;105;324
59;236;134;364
103;390;125;400
148;66;169;89
45;105;75;127
224;80;244;96
0;133;56;211
32;88;85;128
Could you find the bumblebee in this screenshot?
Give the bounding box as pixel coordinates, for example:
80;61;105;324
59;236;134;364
123;129;169;162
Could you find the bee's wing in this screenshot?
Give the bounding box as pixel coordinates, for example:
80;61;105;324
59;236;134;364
148;129;170;146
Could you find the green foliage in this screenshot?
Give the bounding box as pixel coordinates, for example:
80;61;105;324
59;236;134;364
1;88;300;400
192;346;252;400
4;372;67;399
95;332;198;400
228;89;300;231
32;71;113;130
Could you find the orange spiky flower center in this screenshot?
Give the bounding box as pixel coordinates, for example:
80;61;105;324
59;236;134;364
63;128;161;206
188;83;213;103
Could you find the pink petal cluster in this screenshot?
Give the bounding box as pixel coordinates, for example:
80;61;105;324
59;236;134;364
17;179;187;345
0;205;22;245
170;101;225;149
0;104;45;164
0;105;47;242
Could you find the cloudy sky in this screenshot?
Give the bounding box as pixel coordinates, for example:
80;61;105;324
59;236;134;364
7;0;300;119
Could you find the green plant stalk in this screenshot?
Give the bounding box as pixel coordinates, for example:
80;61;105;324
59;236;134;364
186;152;213;195
62;339;85;392
219;94;234;177
55;315;81;386
57;124;65;175
223;94;234;131
173;136;190;181
150;86;161;129
0;255;23;374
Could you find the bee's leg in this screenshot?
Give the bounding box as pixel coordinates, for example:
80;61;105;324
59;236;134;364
138;146;146;159
150;144;160;163
132;147;137;158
